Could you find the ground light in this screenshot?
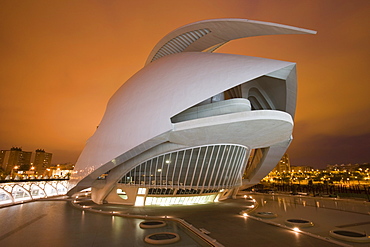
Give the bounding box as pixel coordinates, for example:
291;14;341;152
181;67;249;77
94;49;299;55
293;227;301;232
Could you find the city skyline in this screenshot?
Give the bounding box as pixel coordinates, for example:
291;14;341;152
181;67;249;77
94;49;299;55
0;0;369;168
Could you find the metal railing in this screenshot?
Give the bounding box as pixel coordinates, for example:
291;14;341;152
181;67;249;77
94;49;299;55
0;179;68;206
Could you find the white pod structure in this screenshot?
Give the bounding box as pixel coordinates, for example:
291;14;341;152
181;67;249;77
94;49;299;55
68;19;315;206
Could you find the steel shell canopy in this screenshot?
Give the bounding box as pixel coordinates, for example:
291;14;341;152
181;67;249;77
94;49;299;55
70;52;295;186
69;18;316;192
146;18;316;65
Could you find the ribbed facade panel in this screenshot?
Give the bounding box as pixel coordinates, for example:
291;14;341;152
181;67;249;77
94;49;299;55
119;144;247;189
151;28;211;62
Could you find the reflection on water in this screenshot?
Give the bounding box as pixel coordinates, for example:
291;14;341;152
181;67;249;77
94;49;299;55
246;193;370;246
255;194;370;215
0;201;210;247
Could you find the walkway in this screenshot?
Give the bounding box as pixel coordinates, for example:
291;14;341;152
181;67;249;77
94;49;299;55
73;193;367;246
1;193;370;246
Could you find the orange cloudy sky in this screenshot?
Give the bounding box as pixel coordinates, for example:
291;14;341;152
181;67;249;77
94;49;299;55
0;0;369;168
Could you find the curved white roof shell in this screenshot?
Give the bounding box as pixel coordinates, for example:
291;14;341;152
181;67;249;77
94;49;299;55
68;19;315;194
146;18;316;65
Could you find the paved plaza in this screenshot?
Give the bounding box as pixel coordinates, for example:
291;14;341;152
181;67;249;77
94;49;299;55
0;193;370;246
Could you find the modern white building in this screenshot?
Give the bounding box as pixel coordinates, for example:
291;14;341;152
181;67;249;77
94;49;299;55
67;19;315;206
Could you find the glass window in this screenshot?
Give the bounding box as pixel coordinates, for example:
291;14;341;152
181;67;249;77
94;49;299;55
117;189;128;199
138;187;146;195
134;196;145;206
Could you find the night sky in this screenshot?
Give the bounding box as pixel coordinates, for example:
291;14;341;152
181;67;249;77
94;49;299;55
1;0;369;168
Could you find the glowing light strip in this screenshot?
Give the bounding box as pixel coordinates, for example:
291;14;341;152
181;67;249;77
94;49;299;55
145;194;216;206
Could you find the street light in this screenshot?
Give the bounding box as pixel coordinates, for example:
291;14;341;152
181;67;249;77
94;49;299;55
11;165;19;178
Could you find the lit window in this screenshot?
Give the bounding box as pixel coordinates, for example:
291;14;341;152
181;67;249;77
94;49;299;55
145;195;216;206
138;188;146;195
135;196;145;206
116;189;128;200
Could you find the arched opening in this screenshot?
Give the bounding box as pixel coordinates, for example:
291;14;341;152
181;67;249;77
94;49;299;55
0;188;13;205
248;87;273;110
44;183;57;196
12;185;32;202
56;183;67;195
30;184;46;199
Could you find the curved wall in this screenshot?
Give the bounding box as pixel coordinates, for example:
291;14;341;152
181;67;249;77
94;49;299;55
69;52;295;191
68;19;315;204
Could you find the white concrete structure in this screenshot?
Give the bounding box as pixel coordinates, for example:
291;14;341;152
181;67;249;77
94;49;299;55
0;180;68;206
68;19;315;206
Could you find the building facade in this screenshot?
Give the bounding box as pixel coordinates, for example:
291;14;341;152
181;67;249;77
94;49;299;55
68;19;315;206
290;166;314;173
272;153;291;173
0;148;52;177
0;147;32;174
31;149;53;175
46;163;74;179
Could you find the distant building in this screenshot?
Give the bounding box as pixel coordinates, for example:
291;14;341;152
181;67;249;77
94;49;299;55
273;154;291;173
326;163;352;171
290;166;313;172
46;163;74;178
0;147;52;176
0;147;32;174
31;149;53;175
326;163;370;171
